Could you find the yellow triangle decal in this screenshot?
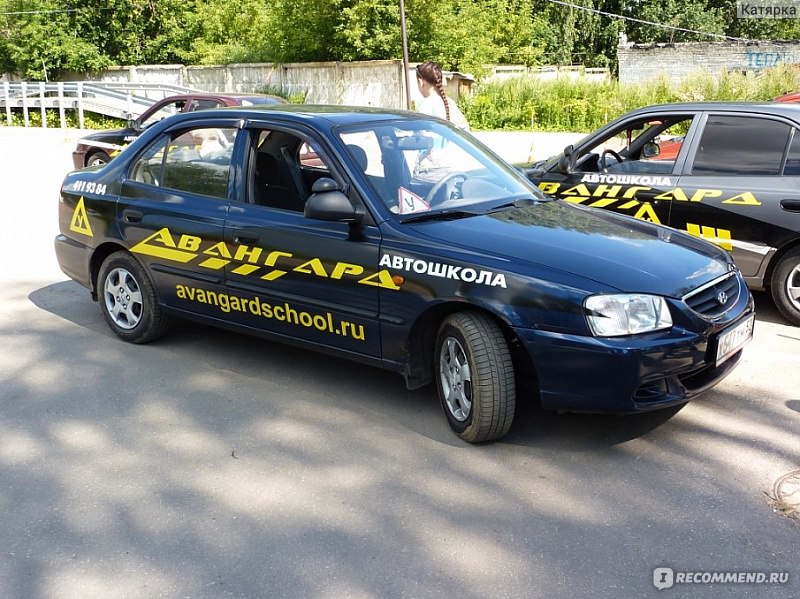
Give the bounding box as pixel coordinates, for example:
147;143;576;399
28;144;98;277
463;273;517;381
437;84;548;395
69;197;93;237
633;203;661;224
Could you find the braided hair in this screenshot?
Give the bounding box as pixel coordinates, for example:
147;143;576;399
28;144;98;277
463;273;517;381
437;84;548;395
416;61;450;122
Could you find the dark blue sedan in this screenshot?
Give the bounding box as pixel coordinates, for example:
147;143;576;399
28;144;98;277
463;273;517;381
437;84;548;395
55;105;755;442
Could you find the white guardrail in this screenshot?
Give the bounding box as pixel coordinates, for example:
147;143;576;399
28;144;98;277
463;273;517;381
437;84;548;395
0;81;197;128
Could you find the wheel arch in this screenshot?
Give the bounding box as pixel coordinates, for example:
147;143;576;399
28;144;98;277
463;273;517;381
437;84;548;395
764;237;800;288
89;242;131;299
402;300;540;396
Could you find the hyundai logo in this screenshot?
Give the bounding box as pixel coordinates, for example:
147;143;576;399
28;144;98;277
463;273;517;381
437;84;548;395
717;291;728;305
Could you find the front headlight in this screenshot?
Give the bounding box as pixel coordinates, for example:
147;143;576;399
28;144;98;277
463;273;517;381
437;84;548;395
584;294;673;337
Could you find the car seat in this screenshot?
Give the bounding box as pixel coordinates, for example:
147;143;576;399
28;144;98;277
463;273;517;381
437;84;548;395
254;151;305;211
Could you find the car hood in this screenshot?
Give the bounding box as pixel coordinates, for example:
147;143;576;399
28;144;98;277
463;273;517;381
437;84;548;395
409;200;730;297
79;127;136;146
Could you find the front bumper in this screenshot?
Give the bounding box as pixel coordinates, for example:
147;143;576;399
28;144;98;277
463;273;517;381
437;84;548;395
513;305;754;413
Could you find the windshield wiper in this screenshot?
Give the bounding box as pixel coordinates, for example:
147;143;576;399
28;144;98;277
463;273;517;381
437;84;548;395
401;197;549;223
400;209;480;224
484;197;550;214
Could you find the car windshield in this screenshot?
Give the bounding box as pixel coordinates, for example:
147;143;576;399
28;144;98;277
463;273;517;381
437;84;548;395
338;119;541;219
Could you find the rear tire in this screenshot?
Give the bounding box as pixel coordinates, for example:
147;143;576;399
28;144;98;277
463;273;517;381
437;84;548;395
771;249;800;326
97;251;170;343
435;312;516;442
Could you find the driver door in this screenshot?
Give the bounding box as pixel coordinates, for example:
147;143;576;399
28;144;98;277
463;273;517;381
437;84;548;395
535;113;700;227
222;123;385;358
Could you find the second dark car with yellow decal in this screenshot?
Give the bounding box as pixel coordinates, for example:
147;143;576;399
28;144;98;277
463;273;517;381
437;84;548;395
56;105;754;443
525;102;800;326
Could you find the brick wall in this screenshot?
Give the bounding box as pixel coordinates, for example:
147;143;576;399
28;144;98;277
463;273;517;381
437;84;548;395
618;41;800;85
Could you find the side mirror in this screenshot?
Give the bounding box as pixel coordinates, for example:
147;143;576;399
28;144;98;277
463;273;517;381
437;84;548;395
311;177;340;194
642;142;660;158
304;177;363;223
556;144;574;174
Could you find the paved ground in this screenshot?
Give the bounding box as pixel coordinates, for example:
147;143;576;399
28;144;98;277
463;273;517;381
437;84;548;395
0;127;798;599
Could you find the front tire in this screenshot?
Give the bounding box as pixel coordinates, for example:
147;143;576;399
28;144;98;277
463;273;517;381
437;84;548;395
435;312;516;442
771;249;800;326
87;150;111;167
97;251;170;343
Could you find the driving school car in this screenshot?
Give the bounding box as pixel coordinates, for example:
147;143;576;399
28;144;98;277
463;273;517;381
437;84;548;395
55;105;754;442
524;102;800;327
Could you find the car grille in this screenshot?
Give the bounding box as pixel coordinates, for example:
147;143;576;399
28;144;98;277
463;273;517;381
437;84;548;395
682;272;741;319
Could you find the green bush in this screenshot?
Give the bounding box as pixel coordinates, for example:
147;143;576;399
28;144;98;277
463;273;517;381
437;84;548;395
1;108;125;129
255;85;307;104
461;65;800;132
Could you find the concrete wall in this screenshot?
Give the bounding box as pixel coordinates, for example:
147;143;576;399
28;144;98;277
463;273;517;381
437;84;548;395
67;60;466;110
281;61;406;107
486;65;611;83
618;41;800;85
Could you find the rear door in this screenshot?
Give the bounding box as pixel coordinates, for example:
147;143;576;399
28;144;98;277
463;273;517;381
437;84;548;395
117;117;241;318
668;112;800;280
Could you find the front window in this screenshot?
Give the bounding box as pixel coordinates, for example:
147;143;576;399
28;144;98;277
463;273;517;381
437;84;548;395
339;120;537;217
567;116;694;176
139;99;187;129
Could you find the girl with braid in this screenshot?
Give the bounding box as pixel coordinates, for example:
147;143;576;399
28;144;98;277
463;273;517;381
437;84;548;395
405;61;471;202
415;62;470;130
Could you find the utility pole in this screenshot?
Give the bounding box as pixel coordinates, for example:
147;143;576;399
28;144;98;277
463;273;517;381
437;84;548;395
399;0;411;109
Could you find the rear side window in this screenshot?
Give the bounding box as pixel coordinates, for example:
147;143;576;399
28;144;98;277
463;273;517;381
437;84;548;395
191;99;226;111
691;115;791;176
129;127;237;199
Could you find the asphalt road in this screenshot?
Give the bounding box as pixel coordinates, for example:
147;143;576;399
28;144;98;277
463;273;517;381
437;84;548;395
1;127;798;599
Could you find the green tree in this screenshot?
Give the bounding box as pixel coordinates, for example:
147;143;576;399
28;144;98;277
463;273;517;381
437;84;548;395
625;0;726;44
407;0;542;76
335;0;402;61
0;0;197;78
575;0;624;68
0;0;107;79
183;0;275;64
522;0;623;69
99;0;198;65
717;0;800;41
260;0;339;62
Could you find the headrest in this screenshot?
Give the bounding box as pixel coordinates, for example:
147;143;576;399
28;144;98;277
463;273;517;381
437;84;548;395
346;144;368;171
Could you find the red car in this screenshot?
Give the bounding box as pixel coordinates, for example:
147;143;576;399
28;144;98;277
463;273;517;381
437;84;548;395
774;91;800;103
72;93;287;169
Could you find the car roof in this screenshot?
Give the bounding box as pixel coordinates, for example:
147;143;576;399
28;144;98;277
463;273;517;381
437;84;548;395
621;101;800;118
158;92;287;104
163;103;428;126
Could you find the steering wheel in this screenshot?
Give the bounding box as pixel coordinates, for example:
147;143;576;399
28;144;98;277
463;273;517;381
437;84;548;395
424;172;467;205
600;149;623;173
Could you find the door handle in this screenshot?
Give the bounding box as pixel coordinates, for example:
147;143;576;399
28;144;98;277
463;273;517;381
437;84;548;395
233;233;259;245
780;199;800;213
123;209;143;223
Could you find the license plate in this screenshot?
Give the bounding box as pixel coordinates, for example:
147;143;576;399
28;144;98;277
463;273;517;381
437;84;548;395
715;314;755;366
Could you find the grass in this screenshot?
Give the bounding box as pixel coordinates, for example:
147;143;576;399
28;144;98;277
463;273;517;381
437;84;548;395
461;65;800;131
